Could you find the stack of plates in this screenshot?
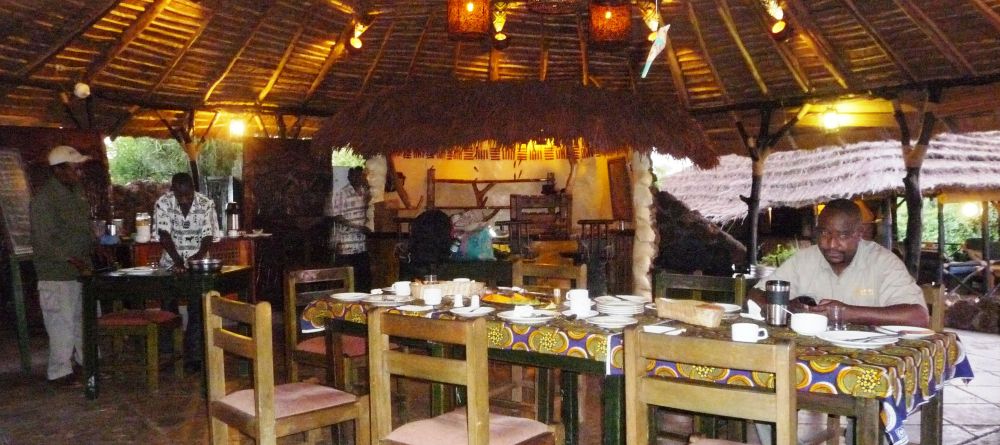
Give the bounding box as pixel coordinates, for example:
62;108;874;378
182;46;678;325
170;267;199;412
450;307;495;318
332;292;370;302
497;309;558;325
587;315;638;329
594;296;646;315
362;295;413;307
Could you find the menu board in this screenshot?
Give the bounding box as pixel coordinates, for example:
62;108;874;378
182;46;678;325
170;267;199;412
0;149;32;256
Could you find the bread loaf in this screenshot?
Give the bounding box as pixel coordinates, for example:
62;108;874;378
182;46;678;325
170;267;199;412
655;298;724;328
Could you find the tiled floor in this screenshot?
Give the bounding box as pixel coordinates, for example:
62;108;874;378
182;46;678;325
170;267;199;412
0;321;997;444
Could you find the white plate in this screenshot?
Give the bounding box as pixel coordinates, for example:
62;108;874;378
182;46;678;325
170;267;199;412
594;296;644;306
332;292;370;302
116;266;158;275
705;303;742;313
615;295;650;304
497;309;558;325
244;232;272;238
362;295;413;307
875;325;935;339
587;315;638;329
817;330;899;349
397;305;433;312
561;309;600;319
450;307;495;318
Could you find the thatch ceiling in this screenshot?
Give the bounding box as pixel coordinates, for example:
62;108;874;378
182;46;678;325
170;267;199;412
2;0;1000;160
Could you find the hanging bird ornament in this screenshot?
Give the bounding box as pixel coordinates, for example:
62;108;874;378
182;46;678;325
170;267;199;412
641;23;671;79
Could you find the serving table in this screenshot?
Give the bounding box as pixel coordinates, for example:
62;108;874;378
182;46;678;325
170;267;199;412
82;265;252;399
301;299;973;445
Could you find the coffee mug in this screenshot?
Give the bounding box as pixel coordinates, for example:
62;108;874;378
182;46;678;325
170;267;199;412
392;281;411;296
731;322;769;343
422;287;442;305
569;297;591;316
565;289;589;301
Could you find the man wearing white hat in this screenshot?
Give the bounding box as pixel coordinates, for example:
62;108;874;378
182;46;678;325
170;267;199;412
29;145;96;386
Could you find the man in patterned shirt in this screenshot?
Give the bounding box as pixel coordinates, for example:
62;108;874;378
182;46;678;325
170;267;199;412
154;172;218;370
326;166;372;291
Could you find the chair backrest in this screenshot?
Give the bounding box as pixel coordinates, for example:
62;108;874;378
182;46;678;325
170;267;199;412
921;284;945;331
284;267;354;346
367;308;489;445
653;271;747;306
624;329;796;445
133;238;252;266
204;291;278;442
512;260;587;295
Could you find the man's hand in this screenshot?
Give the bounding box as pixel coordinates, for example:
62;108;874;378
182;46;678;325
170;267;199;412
810;299;847;317
170;263;188;274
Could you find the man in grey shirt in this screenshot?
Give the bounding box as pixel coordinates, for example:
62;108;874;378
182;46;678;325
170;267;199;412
749;199;929;327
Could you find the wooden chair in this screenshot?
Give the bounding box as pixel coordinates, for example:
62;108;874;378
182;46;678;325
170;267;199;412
624;328;796;445
922;284;946;331
204;291;369;445
284;267;366;391
653;271;748;306
367;308;558;445
98;302;183;391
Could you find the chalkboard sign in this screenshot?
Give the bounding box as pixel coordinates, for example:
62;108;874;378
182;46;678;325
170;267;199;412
0;148;32;256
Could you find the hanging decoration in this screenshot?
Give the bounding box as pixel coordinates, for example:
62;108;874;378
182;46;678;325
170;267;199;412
448;0;491;39
589;0;632;44
641;24;670;78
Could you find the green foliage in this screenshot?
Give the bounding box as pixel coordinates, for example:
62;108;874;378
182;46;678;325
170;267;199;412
897;198;999;257
107;137;243;184
761;243;797;267
330;145;366;167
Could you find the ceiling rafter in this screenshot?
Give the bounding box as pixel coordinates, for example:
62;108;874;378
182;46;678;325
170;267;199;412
892;0;975;76
17;0;121;77
257;11;311;104
783;0;852;89
747;0;809;92
686;2;731;103
715;0;769;95
144;10;215;99
662;34;689;109
303;23;355;105
202;2;275;104
359;21;396;96
406;11;435;82
971;0;1000;34
83;0;173;85
839;0;918;83
576;12;589;86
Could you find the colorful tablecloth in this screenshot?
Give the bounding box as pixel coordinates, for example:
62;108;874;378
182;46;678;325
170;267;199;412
300;298;974;444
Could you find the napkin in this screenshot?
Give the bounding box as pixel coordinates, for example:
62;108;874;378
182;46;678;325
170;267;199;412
643;325;686;335
741;299;765;321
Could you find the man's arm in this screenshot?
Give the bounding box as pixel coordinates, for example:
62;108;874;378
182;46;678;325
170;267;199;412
810;299;929;328
157;230;186;269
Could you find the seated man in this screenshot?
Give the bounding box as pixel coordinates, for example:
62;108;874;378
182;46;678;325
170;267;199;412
748;199;929;327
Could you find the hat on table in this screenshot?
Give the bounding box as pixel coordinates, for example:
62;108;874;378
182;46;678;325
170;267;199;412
48;145;90;166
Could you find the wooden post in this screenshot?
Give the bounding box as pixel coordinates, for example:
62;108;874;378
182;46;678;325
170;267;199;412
11;255;31;372
981;201;992;288
426;167;436;209
880;196;894;249
895;88;941;277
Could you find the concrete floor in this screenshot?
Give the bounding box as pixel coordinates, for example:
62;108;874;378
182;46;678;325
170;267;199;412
1;318;997;445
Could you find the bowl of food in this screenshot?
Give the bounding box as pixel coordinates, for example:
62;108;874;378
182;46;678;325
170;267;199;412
790;313;828;336
187;258;223;273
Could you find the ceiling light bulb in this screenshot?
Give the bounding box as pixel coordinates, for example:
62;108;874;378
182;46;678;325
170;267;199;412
466;1;475;12
768;3;784;20
961;202;982;218
229;119;246;137
821;108;841;130
350;36;363;49
604;10;613;20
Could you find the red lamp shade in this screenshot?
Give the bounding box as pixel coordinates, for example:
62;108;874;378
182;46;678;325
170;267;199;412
448;0;491;39
589;1;632;44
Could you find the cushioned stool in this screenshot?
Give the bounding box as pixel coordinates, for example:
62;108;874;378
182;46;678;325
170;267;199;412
98;308;183;390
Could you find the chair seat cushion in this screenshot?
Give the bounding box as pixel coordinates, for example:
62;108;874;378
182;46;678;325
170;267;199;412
99;309;179;327
385;408;550;445
296;334;367;357
218;382;357;419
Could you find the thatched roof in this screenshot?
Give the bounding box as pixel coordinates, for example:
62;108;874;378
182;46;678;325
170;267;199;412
661;131;1000;223
2;1;1000;157
311;80;717;166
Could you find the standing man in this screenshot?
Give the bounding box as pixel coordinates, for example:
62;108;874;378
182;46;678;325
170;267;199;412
153;172;218;371
30;145;96;386
749;199;928;327
326;166;372;291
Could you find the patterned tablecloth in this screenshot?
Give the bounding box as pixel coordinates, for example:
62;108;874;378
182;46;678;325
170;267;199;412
300;298;974;444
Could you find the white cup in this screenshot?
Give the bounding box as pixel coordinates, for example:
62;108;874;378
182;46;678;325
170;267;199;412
566;289;589;300
392;281;411;296
569;297;591;316
731;323;769;343
422;287;442;305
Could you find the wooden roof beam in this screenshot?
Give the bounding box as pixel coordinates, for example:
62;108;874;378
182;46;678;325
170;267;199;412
303;23;355;104
687;2;731;103
17;0;121;76
839;0;917;83
892;0;975;75
406;12;435;83
971;0;1000;34
83;0;172;84
784;0;852;89
359;22;396;96
662;34;689;109
257;15;310;104
202;3;274;104
715;0;769;95
576;13;589;86
144;10;215;99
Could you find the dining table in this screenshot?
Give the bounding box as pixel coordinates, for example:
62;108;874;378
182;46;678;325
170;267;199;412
82;265;252;400
301;297;974;445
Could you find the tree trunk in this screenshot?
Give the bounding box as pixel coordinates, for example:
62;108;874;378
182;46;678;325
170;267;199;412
902;166;922;277
745;160;764;268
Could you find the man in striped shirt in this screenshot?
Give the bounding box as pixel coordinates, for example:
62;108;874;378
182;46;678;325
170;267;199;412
326;166;371;291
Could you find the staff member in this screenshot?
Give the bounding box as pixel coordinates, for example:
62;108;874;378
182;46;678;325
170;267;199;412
325;166;372;291
153;172;218;371
749;199;929;327
30;145;96;386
